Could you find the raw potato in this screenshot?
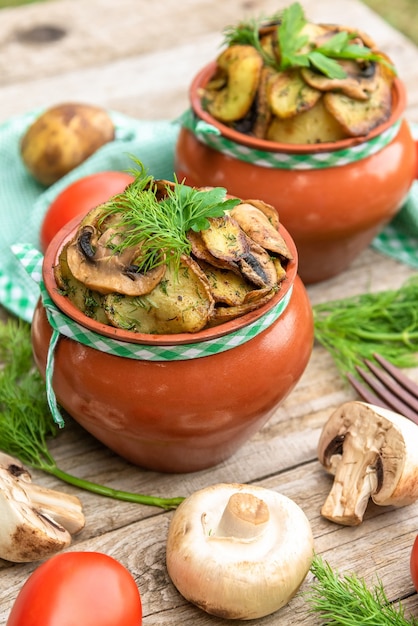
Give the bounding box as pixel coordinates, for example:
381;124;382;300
20;103;115;185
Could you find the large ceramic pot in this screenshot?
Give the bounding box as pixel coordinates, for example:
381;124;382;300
31;217;314;474
175;63;417;284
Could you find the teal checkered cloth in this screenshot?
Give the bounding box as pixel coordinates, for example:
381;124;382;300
1;111;417;322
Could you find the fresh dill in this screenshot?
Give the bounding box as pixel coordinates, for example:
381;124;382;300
313;275;418;377
0;318;184;510
307;554;418;625
222;2;393;80
103;161;241;273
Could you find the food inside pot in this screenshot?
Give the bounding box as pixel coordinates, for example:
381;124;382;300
199;2;396;143
54;166;293;334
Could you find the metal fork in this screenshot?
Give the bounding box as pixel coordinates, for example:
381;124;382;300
347;353;418;425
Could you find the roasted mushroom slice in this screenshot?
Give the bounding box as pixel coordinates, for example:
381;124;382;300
209;288;276;326
268;69;321;118
301;60;379;101
200;216;278;288
252;66;275;138
104;255;215;334
204;45;263;122
324;63;393;136
187;229;241;275
267;97;348;144
230;203;293;260
54;242;108;323
318;401;418;526
66;222;166;296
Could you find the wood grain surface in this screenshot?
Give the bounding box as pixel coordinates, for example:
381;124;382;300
1;1;418;624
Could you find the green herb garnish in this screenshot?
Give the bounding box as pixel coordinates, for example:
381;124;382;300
223;2;394;79
313;275;418;377
0;319;184;510
104;161;241;273
307;554;417;625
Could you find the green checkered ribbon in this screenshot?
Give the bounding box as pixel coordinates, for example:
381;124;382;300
180;109;402;170
13;243;292;426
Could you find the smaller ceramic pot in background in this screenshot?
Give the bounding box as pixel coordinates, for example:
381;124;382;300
31;216;314;474
175;63;417;284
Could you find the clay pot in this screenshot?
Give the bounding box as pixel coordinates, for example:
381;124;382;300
175;63;417;284
31;217;314;474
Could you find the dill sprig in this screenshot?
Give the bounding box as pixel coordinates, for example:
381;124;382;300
313;275;418;377
0;318;184;510
307;554;418;625
103;162;240;273
222;2;393;79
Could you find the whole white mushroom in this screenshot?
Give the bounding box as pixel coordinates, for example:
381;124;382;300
166;482;313;620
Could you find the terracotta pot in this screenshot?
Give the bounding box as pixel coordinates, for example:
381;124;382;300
31;217;314;474
175;62;417;284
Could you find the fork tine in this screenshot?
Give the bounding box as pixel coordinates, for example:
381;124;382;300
373;353;418;400
347;358;418;425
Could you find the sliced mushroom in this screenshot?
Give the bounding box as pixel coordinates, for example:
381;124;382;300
66;220;166;296
204;45;263;122
318;401;418;526
230;203;293;259
267;68;321;118
0;452;85;563
166;483;313;620
200;215;278;288
104;255;214;334
301;60;379;101
54;242;108;323
198;260;254;306
209;288;276;326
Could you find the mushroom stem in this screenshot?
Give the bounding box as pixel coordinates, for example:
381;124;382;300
214;492;270;539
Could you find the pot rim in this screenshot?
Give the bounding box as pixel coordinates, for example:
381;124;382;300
189;61;406;155
43;213;298;346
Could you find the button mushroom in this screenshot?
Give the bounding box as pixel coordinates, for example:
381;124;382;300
318;401;418;526
0;452;85;562
166;482;313;620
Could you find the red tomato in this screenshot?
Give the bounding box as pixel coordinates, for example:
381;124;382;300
6;552;142;626
40;171;134;253
411;535;418;591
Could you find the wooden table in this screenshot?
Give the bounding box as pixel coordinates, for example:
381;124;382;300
1;1;418;623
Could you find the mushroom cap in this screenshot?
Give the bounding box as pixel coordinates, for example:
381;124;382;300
166;482;313;620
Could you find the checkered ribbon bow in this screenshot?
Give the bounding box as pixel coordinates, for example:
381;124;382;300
13;243;292;426
180;109;402;170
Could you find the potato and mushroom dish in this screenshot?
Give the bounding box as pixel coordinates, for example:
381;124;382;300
200;2;396;143
54;166;292;334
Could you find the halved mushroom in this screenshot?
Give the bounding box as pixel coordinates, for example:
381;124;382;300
104;255;214;334
204;45;263;122
318;401;418;526
66;219;166;296
268;69;321;118
0;452;85;563
324;62;393;136
166;483;313;620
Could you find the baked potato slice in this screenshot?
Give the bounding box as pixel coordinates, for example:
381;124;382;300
324;63;393;136
104;255;214;334
267;97;348;144
204;45;263;122
198;260;254;305
268;69;321;119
